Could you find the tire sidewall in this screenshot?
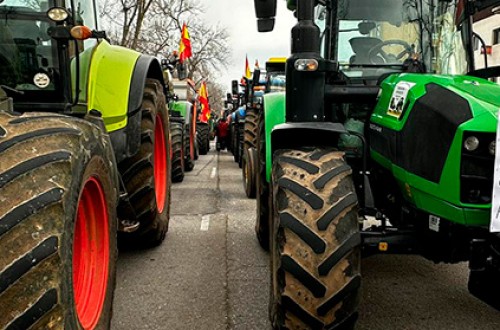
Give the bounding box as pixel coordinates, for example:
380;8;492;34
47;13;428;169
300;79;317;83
61;138;118;330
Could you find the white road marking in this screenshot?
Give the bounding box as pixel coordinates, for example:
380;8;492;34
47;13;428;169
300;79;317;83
210;167;217;178
200;215;210;231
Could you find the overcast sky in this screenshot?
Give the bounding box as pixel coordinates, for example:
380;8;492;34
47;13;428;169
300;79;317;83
202;1;296;91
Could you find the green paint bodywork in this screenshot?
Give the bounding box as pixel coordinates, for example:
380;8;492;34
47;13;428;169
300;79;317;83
263;92;286;182
81;40;141;133
263;72;500;228
169;101;192;124
370;73;500;227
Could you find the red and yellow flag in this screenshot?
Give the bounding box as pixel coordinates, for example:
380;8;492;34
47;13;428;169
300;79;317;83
199;82;211;123
245;55;251;79
179;23;192;63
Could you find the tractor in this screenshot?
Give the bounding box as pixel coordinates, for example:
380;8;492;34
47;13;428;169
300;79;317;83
233;75;261;168
161;56;198;182
168;78;198;182
254;0;500;328
0;0;172;328
0;0;171;329
242;58;286;199
227;80;243;158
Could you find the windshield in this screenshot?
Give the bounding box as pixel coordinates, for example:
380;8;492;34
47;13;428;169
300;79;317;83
0;0;62;99
318;0;470;78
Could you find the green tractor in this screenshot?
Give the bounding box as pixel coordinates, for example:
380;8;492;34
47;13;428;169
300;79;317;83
0;0;172;328
242;58;286;199
168;78;198;182
254;0;500;328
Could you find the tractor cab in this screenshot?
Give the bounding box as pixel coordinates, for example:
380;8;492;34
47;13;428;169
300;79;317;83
313;0;500;83
0;0;101;113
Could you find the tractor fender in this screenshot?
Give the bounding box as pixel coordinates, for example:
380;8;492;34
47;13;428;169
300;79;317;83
128;54;165;115
110;55;167;163
271;122;347;159
111;54;166;163
271;122;347;154
262;91;348;182
87;41;167;163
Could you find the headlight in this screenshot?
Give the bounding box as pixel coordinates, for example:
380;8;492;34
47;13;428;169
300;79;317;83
47;7;69;22
294;59;319;72
464;136;480;151
489;140;496;155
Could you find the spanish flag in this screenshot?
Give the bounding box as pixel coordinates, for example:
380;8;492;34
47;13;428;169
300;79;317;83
245;55;251;79
179;23;192;63
199;82;211;122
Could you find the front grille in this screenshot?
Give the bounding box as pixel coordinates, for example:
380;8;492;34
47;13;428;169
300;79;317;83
460;132;495;204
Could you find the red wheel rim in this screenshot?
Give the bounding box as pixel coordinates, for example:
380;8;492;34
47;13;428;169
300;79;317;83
73;177;110;330
169;134;173;163
190;130;195;160
154;115;167;213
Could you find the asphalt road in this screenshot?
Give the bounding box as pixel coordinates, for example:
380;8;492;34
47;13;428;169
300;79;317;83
112;146;500;330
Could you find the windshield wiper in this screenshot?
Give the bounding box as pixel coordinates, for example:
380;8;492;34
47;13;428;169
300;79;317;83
340;64;404;68
1;85;24;95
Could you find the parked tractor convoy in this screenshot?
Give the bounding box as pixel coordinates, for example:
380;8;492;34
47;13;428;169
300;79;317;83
2;0;500;329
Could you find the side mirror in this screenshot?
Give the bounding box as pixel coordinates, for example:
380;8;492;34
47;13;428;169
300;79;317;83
254;0;277;32
253;69;261;86
231;80;239;96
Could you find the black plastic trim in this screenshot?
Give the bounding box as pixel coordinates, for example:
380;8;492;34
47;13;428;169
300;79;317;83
128;55;165;115
271;122;347;156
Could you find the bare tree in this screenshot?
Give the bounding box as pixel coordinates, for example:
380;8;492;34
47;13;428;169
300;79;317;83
99;0;230;90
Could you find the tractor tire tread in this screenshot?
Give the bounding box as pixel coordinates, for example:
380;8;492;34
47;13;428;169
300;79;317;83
270;148;361;330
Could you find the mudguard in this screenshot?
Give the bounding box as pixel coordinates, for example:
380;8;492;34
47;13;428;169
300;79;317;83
263;92;347;182
85;40;165;163
87;40;140;132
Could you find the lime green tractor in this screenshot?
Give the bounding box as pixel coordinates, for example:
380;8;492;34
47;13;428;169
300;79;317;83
0;0;172;328
254;0;500;328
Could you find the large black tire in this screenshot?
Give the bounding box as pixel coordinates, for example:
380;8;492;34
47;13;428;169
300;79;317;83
118;79;171;248
244;108;258;150
243;147;257;198
256;110;270;250
0;111;118;329
170;121;185;183
197;123;210;155
230;123;236;154
184;124;195;172
270;148;361;329
233;124;241;164
238;123;244;169
194;131;199;161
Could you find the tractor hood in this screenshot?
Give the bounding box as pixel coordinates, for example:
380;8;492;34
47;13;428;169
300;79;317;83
370;73;499;224
375;73;500;125
445;76;500;121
